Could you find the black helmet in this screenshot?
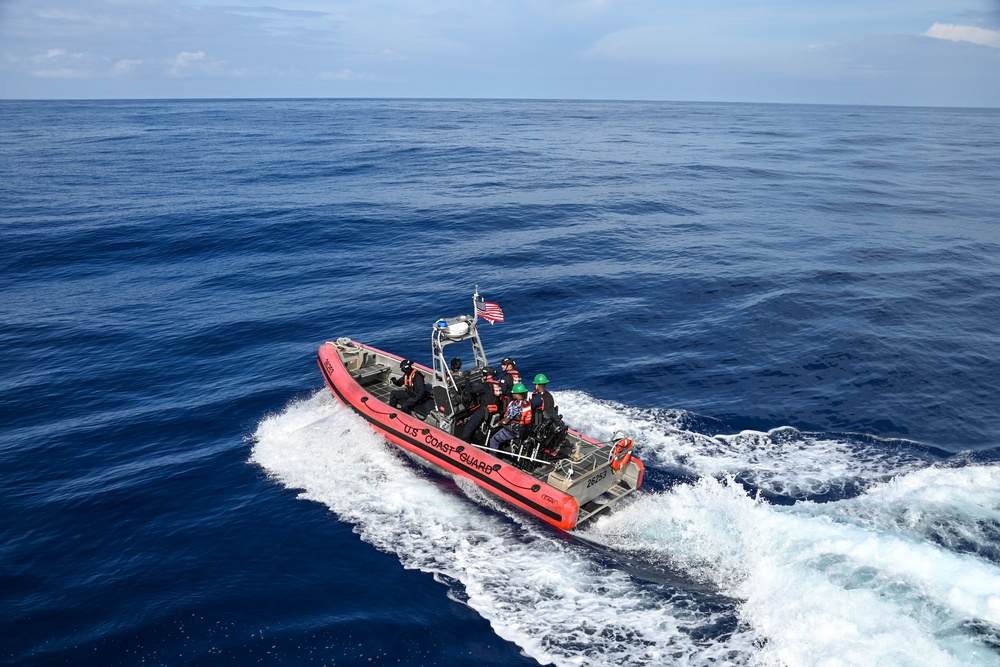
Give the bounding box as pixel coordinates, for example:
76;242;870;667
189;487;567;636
501;357;516;367
400;359;413;372
482;365;497;377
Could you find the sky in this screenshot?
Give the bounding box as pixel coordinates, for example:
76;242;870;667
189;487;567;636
1;0;999;106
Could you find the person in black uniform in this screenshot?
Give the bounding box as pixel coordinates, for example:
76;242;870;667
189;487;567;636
529;373;568;458
461;366;502;442
389;359;428;414
530;373;555;415
448;357;469;393
498;357;522;398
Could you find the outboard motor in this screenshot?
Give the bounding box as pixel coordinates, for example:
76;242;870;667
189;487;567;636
533;410;569;459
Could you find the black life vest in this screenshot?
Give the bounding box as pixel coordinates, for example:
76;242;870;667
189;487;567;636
501;369;522;396
485;379;503;413
532;390;552;413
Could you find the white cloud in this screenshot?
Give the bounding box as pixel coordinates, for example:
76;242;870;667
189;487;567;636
27;48;97;77
27;49;145;79
925;22;1000;48
35;67;91;79
31;48;85;63
582;25;678;63
168;50;223;77
170;50;205;74
34;48;66;62
34;8;90;22
111;58;143;76
319;68;367;80
366;48;406;61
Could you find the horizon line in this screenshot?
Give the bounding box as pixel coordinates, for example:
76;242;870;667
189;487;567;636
1;95;998;111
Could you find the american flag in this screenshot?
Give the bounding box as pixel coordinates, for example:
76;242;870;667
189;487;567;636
476;298;505;323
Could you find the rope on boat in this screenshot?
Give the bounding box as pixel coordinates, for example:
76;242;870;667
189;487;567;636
492;468;541;491
359;396;399;419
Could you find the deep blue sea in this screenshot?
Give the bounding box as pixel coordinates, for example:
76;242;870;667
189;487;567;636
2;98;1000;666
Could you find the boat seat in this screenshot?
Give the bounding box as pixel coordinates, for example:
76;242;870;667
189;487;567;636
410;395;436;420
351;363;389;387
432;384;474;420
432;385;453;417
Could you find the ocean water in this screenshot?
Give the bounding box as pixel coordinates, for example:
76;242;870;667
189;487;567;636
2;98;999;666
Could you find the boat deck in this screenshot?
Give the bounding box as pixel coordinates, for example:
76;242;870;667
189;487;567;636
353;369;609;479
364;376;395;405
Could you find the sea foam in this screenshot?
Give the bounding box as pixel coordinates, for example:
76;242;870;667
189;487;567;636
252;390;1000;666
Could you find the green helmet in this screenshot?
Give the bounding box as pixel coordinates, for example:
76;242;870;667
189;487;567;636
533;374;549;385
511;382;528;394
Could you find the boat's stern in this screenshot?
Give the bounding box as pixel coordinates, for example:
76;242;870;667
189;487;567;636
545;437;644;526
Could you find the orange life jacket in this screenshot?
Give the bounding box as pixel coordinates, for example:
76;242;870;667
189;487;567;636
403;369;420;395
513;398;533;426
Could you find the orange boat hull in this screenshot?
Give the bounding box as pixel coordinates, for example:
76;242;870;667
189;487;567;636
318;342;581;530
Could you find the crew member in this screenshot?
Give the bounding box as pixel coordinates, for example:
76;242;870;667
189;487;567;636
389;359;428;414
530;373;555;416
449;357;469;391
460;366;502;442
498;357;522;398
530;373;564;457
488;382;533;451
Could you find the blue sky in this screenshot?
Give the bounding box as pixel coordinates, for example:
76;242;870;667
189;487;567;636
2;0;999;105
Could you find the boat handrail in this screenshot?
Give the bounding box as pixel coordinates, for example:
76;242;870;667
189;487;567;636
465;439;618;476
554;433;633;476
464;441;556;469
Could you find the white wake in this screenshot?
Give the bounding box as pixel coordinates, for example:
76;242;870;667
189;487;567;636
251;390;1000;666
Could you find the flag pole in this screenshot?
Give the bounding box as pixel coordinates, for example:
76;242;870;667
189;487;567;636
472;285;480;325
